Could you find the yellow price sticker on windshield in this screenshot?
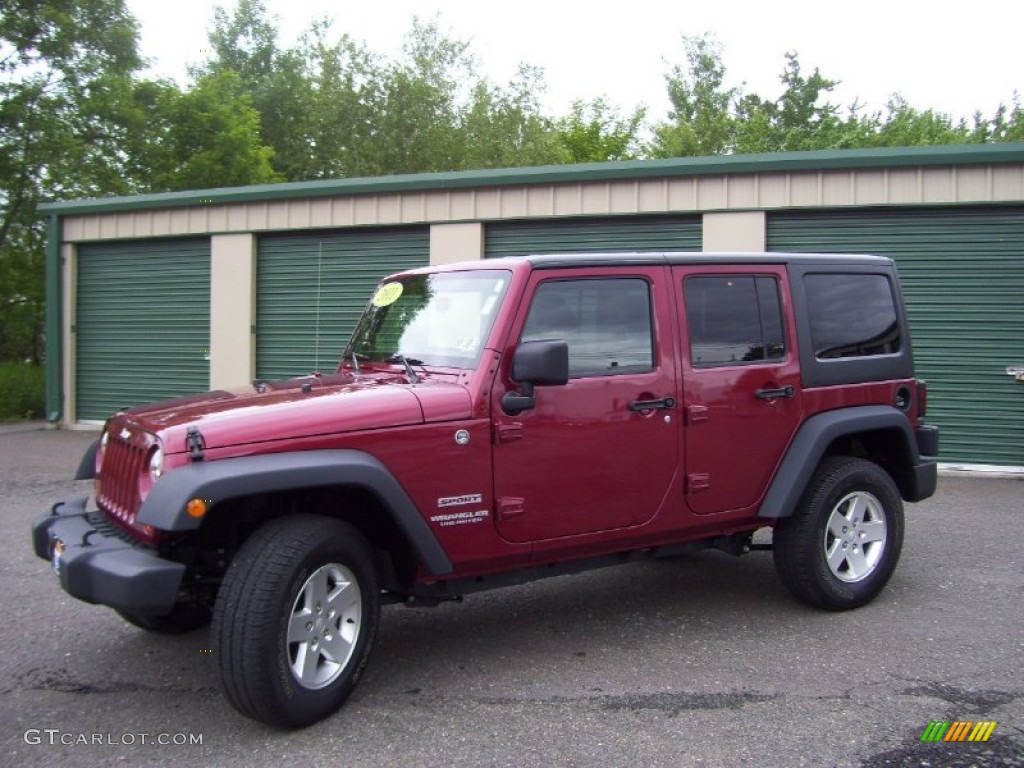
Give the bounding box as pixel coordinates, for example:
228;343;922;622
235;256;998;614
372;282;403;307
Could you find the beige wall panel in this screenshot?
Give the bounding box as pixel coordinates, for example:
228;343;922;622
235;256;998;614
290;200;314;229
209;233;255;389
430;222;484;265
499;187;529;218
788;173;823;207
448;190;476;221
151;209;172;236
703;211;766;252
225;204;248;231
63;218;83;241
608;181;639;213
755;174;788;208
114;213;135;238
329;197;354;226
354;196;380;225
377;193;402;223
400;192;427;222
921;168;955;202
725;175;758;209
669;178;699;210
696;176;727;210
99;214;118;239
954;167;991;202
207;205;228;232
252;202;272;231
423;191;450;222
168;208;190;234
473;189;501;219
580;182;610;213
887;169;922;203
309;198;332;227
992;165;1024;199
188;206;210;232
853;171;887;205
821;173;853;206
80;216;101;240
526;186;555;216
553;185;583;216
637;180;668;212
266;201;291;230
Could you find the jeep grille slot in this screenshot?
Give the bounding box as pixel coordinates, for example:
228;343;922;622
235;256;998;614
97;429;149;529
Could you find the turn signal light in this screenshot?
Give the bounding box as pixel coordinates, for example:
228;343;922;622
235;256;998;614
186;498;209;518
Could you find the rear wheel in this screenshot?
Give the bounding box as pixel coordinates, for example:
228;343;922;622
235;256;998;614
773;457;904;610
211;514;380;728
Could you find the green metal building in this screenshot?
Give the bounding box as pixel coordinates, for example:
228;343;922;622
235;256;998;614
39;144;1024;468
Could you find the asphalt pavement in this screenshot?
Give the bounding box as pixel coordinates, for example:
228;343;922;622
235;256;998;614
1;427;1021;767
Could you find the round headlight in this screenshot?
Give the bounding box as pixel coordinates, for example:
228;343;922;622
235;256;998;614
149;446;164;478
96;430;110;474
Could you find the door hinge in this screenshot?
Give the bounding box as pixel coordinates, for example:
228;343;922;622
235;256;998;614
686;404;710;424
494;422;523;444
687;473;710;493
497;496;525;519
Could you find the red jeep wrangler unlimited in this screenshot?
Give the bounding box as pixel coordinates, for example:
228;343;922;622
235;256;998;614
33;253;938;728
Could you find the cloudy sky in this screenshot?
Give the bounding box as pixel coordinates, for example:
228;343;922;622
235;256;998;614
127;0;1023;123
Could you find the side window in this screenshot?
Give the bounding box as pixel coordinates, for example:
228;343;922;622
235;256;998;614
684;275;786;367
804;274;901;359
521;278;654;377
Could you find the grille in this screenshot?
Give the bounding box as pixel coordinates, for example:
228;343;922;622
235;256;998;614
96;424;154;530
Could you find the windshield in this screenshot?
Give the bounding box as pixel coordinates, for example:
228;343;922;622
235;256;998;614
344;270;511;369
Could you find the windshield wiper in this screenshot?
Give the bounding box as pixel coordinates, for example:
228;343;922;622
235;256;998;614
350;350;368;375
385;354;422;384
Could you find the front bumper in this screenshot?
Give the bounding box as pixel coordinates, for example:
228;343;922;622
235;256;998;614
32;497;184;614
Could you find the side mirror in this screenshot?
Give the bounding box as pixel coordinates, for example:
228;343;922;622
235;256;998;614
502;340;569;415
512;339;569;386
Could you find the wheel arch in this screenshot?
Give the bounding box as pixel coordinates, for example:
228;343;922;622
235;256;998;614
758;406;921;519
137;449;453;577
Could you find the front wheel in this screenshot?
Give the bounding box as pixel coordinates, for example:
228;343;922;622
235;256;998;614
773;457;904;610
211;515;380;728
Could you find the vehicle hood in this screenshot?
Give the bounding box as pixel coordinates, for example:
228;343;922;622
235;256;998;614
118;373;473;452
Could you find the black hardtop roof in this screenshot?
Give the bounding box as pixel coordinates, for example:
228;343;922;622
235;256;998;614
509;252;894;269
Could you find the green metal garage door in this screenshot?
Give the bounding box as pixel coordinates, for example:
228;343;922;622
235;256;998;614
256;228;429;379
76;239;211;421
768;207;1024;466
486;215;702;257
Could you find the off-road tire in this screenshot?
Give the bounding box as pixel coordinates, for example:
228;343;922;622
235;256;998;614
211;514;380;728
773;456;904;610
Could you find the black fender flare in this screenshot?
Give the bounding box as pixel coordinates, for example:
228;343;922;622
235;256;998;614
757;406;920;519
137;449;453;576
75;438;100;480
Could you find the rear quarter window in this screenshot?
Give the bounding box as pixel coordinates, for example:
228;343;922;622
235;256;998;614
804;274;901;359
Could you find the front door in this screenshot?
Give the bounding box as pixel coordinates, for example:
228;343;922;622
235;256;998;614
491;268;679;543
673;265;804;515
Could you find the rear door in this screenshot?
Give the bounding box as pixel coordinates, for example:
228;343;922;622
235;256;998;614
491;267;680;543
673;265;804;515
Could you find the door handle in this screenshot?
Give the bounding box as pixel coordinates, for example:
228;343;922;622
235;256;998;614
629;397;676;411
755;385;795;400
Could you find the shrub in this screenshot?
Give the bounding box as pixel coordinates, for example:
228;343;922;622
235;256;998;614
0;363;45;421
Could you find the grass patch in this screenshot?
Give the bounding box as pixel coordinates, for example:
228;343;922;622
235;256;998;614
0;363;45;421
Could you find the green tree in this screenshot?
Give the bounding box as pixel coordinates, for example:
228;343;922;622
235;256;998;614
650;34;737;157
556;98;646;163
128;71;280;192
0;0;142;363
459;66;566;169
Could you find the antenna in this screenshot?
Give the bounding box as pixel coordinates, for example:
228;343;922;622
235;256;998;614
314;240;322;373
